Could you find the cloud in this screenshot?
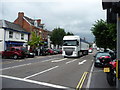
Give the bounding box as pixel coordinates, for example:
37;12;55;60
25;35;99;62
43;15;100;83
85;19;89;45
1;0;106;42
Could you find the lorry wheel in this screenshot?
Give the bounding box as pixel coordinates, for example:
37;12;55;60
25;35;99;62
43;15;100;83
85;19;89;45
13;55;18;60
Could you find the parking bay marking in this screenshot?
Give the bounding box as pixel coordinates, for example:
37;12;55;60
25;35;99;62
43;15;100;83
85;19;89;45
24;66;59;79
0;74;69;89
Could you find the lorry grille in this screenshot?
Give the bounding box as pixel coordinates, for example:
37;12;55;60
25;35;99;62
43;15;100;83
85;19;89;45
63;47;75;55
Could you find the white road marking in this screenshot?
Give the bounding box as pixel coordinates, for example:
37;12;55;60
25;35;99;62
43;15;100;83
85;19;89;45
0;75;69;89
24;66;59;79
51;58;67;62
86;62;94;88
65;59;78;64
41;58;59;62
0;63;32;71
78;60;87;65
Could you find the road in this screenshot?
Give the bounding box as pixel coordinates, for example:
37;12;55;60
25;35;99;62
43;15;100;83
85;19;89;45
0;51;116;90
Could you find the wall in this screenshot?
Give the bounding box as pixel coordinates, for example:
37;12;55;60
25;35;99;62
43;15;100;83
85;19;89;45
0;28;5;51
5;29;28;42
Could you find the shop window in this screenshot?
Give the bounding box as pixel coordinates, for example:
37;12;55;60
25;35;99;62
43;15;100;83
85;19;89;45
21;33;24;40
9;31;13;38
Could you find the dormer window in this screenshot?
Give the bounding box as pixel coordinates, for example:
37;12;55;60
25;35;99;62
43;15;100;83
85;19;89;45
34;20;38;27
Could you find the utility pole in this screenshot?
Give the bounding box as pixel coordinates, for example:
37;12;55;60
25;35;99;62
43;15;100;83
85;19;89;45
117;13;120;90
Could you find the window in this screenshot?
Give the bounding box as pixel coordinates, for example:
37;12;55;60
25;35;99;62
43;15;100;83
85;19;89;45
21;33;24;40
9;31;13;38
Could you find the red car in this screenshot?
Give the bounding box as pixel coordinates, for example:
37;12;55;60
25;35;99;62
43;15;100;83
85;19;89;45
2;47;27;59
47;48;54;55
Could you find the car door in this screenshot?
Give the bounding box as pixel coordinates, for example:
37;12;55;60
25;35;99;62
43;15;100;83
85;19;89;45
9;48;15;57
4;48;11;57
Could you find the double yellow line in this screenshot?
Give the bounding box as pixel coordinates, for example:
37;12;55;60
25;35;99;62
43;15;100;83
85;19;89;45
76;72;88;90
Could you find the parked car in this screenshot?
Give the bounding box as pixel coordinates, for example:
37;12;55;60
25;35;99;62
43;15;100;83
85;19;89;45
2;47;27;59
53;49;58;54
88;48;93;53
94;52;111;67
26;51;35;58
47;48;54;55
40;48;49;56
56;49;62;54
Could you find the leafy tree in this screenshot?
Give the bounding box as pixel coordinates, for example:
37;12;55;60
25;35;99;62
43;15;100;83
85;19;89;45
66;32;74;35
91;19;116;50
50;27;66;46
28;32;43;48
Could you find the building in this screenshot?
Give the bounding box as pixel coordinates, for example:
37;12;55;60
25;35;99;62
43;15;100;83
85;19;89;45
14;12;51;42
0;20;30;52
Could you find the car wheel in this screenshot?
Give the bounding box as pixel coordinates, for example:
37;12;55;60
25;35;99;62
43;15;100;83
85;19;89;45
13;55;18;60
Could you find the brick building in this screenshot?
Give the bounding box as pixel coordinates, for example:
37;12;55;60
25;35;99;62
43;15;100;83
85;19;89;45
14;12;51;42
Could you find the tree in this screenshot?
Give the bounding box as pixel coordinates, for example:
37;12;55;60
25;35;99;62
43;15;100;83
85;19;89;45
28;32;43;48
50;27;66;46
66;32;74;35
91;19;116;50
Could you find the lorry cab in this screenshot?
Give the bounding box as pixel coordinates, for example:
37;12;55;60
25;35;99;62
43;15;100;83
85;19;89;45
62;36;89;57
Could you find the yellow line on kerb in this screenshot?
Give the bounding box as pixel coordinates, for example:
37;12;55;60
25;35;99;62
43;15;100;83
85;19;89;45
76;72;88;90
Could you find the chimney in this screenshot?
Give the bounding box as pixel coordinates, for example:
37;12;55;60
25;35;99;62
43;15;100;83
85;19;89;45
18;12;24;17
37;19;41;25
18;12;24;27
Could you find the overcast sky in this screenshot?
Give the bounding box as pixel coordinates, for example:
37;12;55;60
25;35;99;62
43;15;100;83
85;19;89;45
0;0;106;42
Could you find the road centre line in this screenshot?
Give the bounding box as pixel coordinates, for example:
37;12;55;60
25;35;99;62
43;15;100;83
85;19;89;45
0;74;69;89
86;62;94;88
24;66;59;79
66;59;78;64
51;58;67;62
76;72;88;89
78;60;87;65
1;58;59;71
0;63;32;71
41;58;59;62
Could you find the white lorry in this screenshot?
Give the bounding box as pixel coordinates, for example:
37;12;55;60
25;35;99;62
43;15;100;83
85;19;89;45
62;36;89;57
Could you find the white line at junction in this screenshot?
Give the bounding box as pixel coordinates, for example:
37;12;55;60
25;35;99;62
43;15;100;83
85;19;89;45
0;74;69;89
24;66;59;79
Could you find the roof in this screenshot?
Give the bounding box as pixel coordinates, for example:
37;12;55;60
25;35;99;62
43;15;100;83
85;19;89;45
24;16;35;25
0;20;29;33
23;16;44;29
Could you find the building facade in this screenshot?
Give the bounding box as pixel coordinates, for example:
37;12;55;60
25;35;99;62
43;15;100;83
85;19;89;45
0;20;29;52
14;12;51;42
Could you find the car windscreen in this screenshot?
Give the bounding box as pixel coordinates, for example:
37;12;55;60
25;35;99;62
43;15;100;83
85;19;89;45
96;53;110;58
63;40;79;46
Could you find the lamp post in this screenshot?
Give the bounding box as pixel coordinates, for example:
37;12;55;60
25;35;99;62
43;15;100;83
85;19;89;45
48;35;50;49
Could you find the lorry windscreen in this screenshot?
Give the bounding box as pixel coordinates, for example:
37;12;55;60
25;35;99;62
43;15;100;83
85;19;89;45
63;40;79;46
